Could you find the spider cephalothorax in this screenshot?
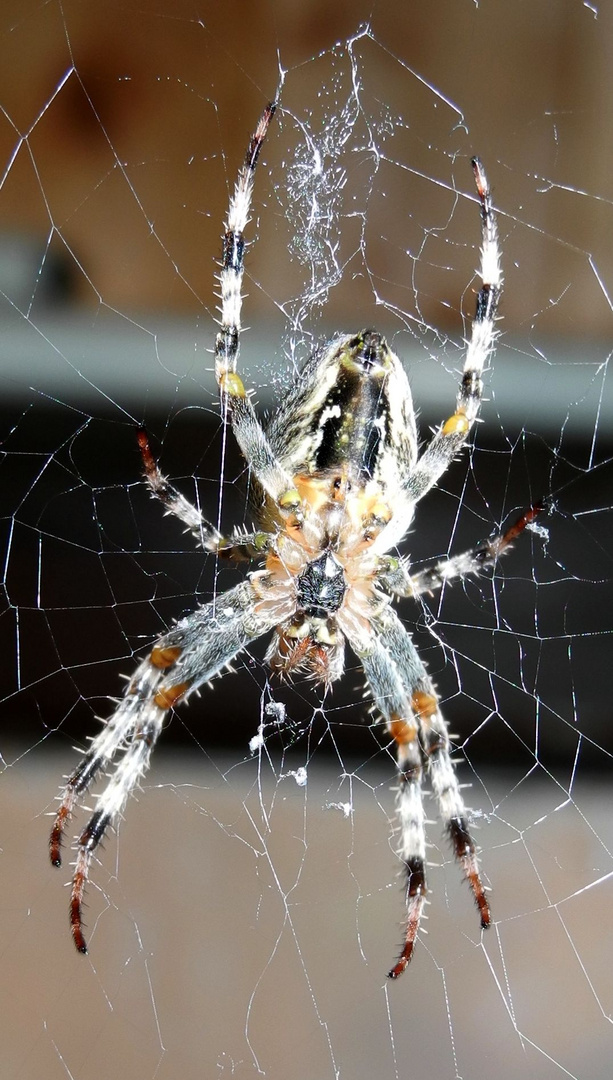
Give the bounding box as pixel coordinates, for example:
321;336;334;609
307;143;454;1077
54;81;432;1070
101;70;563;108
50;99;537;975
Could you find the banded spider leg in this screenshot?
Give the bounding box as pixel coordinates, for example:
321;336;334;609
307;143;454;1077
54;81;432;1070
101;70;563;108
49;583;280;952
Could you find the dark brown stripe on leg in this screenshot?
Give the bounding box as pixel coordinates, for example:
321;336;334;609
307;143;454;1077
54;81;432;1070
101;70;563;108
448;815;490;929
388;856;427;979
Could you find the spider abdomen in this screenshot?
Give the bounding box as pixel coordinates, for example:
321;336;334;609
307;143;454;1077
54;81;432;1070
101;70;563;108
266;330;418;492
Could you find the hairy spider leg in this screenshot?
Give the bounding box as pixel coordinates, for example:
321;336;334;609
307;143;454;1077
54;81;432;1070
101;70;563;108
50;581;277;952
138;428;272;561
354;631;427;975
137;428;223;548
214;101;276;382
141;99;304;526
376;608;490;976
382;501;545;598
140;103;304;540
139;102;301;534
213;101;302;518
345;607;489;977
403;159;501;509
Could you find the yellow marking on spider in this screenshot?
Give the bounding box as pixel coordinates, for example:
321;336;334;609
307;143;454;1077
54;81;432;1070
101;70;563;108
278;487;302;512
348;490;393;547
314;623;337;646
150;645;182;670
294;473;343;513
219;371;246;398
442;411;470;435
355;492;392;524
154;681;190;710
389;714;419;745
411;690;439;721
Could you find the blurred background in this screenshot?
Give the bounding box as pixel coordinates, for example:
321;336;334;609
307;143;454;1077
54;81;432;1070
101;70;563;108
1;2;612;1079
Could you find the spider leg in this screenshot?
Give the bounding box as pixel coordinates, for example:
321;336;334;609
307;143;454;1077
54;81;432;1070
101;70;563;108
138;104;301;541
138;428;223;549
374;609;491;959
138;428;273;560
343;607;489;977
380;501;544;598
343;616;427;976
214;101;276;382
405;158;501;507
213;102;304;519
50;579;278;953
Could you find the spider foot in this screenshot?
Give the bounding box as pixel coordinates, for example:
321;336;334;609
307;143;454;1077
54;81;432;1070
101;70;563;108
478;498;546;563
448;816;491;929
50;776;85;867
388;888;426;979
388;857;427;979
70;852;89;954
68;810;110;954
49;803;71;867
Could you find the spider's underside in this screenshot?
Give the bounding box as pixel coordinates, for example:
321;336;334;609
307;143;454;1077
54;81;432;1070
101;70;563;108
50;99;537;976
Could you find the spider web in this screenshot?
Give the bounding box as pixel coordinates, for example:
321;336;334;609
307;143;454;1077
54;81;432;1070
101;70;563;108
2;5;613;1080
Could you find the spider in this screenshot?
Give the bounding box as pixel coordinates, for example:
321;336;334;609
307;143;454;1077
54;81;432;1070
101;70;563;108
50;99;539;976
